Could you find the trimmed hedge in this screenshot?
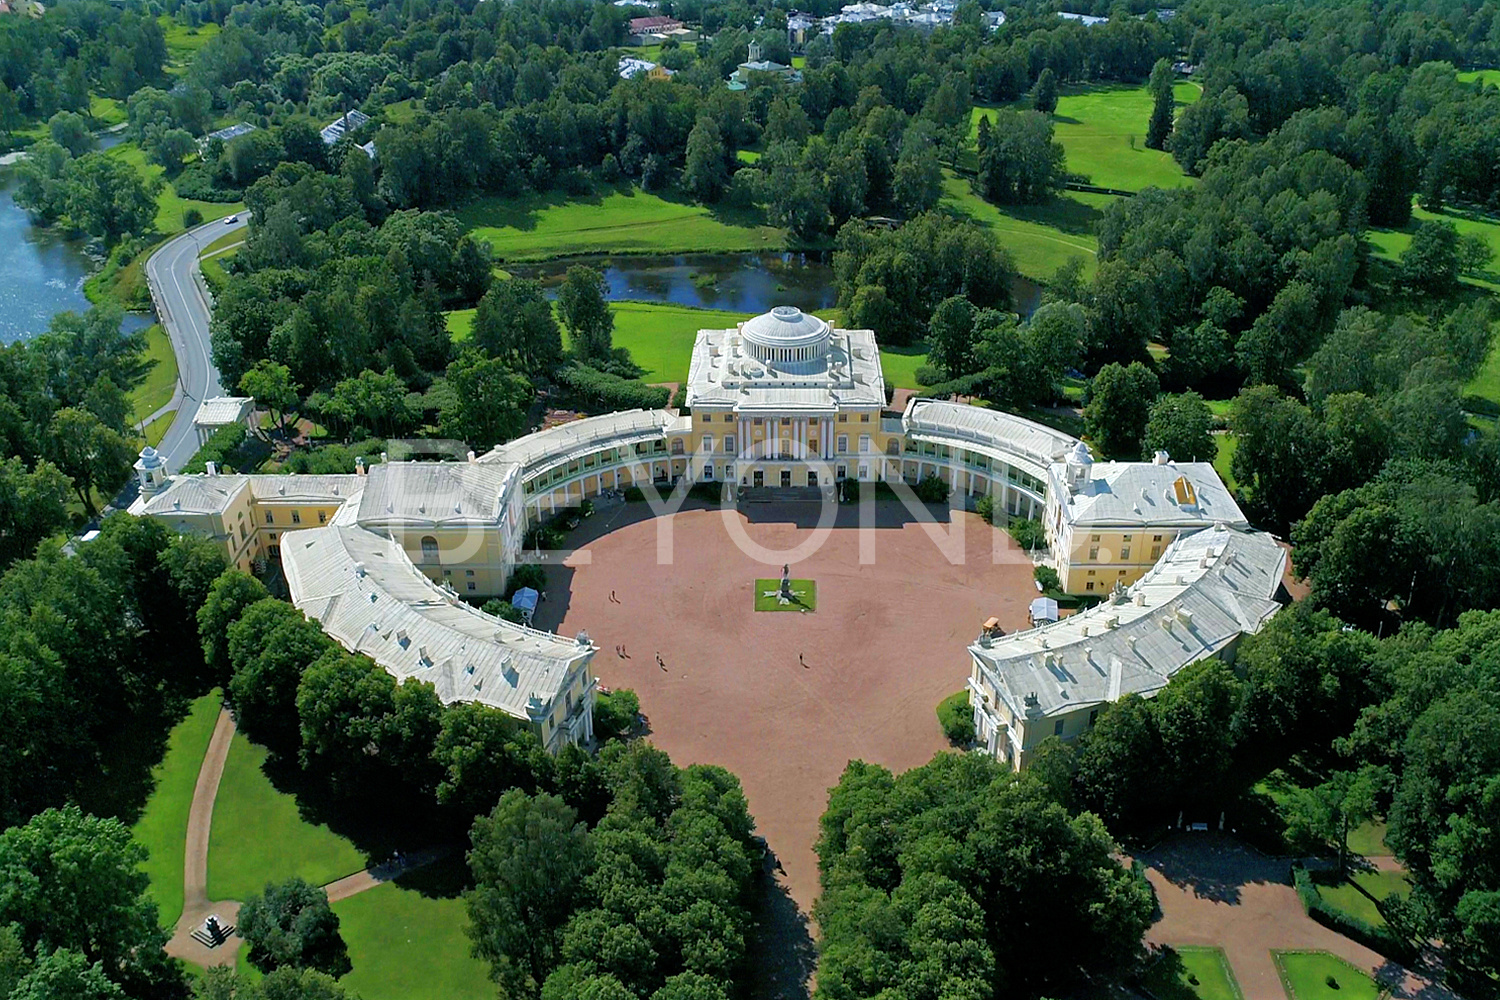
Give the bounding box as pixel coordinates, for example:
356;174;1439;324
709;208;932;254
1291;865;1418;965
183;424;248;474
936;690;975;745
555;362;671;413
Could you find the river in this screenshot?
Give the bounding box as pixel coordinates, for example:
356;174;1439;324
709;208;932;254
0;130;148;345
512;253;1046;317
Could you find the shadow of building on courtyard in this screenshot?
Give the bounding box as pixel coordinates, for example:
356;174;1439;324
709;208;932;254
749;846;817;1000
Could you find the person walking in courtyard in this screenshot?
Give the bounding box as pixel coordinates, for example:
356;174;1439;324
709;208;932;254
799;653;806;668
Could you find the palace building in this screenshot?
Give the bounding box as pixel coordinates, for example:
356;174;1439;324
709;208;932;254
130;306;1256;759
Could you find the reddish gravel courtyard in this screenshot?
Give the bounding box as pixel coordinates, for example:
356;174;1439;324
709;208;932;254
531;499;1038;916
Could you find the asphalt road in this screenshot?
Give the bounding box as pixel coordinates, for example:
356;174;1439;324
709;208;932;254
145;214;248;472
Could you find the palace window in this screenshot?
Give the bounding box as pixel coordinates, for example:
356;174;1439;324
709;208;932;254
703;464;714;480
753;417;763;425
318;510;327;524
1153;534;1163;541
291;510;301;524
836;434;849;453
421;536;439;561
701;414;712;422
724;435;736;453
1120;546;1131;560
886;439;900;455
1054;720;1065;736
1088;546;1099;560
671;440;684;455
467;582;476;591
1086;581;1095;591
265;511;274;524
1150;545;1161;559
859;435;871;453
860;413;870;423
701;435;713;453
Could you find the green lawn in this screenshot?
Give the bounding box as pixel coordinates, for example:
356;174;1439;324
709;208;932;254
456;184;785;262
754;579;817;612
1314;869;1411;930
1457;69;1500;87
1468;342;1500;406
89;94;127;128
160;17;221;71
143;409;175;447
382;99;423;125
1368;203;1500;293
1273;952;1383;1000
1142;946;1244;1000
333;882;493;1000
970;81;1199;192
131;324;179;422
206;733;367;901
1346;820;1389;857
941;173;1101;283
200;229;246;256
105;141;244;235
131;692;222;928
447;301;928;389
1213;432;1239;492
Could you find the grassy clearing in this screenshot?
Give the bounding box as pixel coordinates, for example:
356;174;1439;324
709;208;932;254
1273;952;1382;1000
1314;869;1411;930
941;173;1101;282
1142;946;1244;1000
160;18;221;71
969;81;1198;192
456;184;785;261
1346;820;1389;857
333;882;493;1000
1213;432;1239;492
1468;342;1500;406
754;579;817;612
105;141;244;234
89;94;127;128
131;692;222;929
131;324;179;422
206;734;366;901
1367;203;1500;293
446;301;927;389
1457;69;1500;87
382;99;422;124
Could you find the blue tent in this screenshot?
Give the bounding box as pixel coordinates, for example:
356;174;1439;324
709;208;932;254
511;587;539;613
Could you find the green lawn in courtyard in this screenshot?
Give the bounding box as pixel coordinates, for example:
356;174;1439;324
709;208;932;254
1273;952;1382;1000
130;324;179;423
131;692;222;928
940;173;1101;283
1142;946;1244;1000
206;733;366;901
1313;869;1411;930
754;579;817;612
332;882;493;1000
880;342;931;390
969;81;1199;192
457;184;785;262
105;141;244;235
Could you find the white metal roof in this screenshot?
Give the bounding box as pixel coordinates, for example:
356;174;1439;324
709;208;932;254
686;316;886;412
193;397;254;428
1051;458;1247;530
135;474;249;516
283;524;592;724
356;461;514;527
902;398;1080;479
478;410;675;475
971;526;1285;721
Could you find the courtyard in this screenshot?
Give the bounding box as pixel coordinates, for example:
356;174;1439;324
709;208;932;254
530;498;1040;913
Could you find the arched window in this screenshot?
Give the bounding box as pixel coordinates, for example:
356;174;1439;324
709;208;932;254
420;536;439;562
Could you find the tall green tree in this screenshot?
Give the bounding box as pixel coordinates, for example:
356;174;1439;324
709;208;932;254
239;360;300;436
1083;362;1160;459
1030;68;1058;115
1143;391;1216;462
1145;59;1175;151
238;879;350;978
470;279;562;379
438;351;532;451
557;267;615;362
682;117;729;203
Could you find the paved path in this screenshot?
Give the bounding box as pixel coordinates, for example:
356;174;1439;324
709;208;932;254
1140;835;1457;1000
164;707;439;968
144;215;248;473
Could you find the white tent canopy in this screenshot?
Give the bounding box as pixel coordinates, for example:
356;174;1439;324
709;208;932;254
1029;597;1059;624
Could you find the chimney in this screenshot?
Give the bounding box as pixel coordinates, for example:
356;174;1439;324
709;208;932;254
1108;655;1124;700
1135;592;1146;607
205;461;217;477
1153;450;1171;465
355;456;366;476
467;450;477;463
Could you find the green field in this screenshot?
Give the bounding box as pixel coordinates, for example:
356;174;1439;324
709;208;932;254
1142;946;1244;1000
1346;820;1389;857
456;185;784;261
131;692;222;928
1273;952;1382;1000
754;578;817;612
1457;69;1500;87
131;324;179;423
160;17;221;72
89;94;127;128
446;300;929;389
1469;342;1500;406
1314;869;1411;930
941;173;1101;282
105;141;244;234
206;734;367;901
970;81;1199;192
332;882;493;1000
1368;203;1500;292
200;229;246;256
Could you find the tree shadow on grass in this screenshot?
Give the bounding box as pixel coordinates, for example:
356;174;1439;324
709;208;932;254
73;694;187;826
1136;946;1199;1000
392;852;472;900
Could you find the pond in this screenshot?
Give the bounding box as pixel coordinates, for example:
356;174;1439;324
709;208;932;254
0;130;148;345
511;253;1045;318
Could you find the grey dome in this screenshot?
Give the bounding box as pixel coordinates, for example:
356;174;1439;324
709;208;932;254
740;306;830;363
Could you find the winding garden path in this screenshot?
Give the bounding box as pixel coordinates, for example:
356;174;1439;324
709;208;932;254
163;707;432;968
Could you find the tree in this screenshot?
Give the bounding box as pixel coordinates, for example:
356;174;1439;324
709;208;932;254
1229;385;1330;536
1399;220;1461;296
198;570;270;688
1083;362;1160;459
467;791;593;993
1146;59;1175;151
239;360;300;436
47;111;92;157
927;295;976;376
434;703;552;819
1030;68;1058;115
238;879;350;978
324;369;417;440
8;949;125;1000
682;117;729;203
439;351;532;451
0;805;169;997
557;267;614;362
227;599;332;750
893;123;942;217
1284;767;1387;873
1169;85;1251;175
470;279;562;378
1143;391;1216;462
0;457;72;569
46;407;134;516
974;109;1064;205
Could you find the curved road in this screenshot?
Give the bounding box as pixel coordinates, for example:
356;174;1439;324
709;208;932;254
145;215;249;472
